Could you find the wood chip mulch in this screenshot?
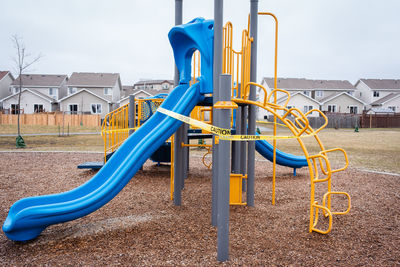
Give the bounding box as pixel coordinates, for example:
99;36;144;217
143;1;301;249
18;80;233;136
0;152;399;266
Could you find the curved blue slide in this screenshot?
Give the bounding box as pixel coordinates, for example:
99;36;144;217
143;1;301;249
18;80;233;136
3;16;214;242
255;138;308;169
2;82;204;241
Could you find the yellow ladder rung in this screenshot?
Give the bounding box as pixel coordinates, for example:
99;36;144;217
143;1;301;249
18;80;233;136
323;191;351;215
311;202;333;234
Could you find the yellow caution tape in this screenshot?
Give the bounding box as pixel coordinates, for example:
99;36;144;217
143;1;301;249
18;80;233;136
158;107;316;141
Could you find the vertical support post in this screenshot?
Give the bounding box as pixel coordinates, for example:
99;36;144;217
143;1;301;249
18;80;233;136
173;0;184;206
212;0;223;227
247;0;258;207
128;95;135;135
216;74;231;262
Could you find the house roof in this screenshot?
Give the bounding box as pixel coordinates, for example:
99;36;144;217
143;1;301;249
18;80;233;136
58;89;111;103
11;74;67;87
262;77;355;90
0;71;13;81
119;89;162;103
357;79;400;90
276;92;321;105
134;79;174;86
370;92;400;106
367;108;396;114
67;72;120;87
0;88;55;103
319;92;366;105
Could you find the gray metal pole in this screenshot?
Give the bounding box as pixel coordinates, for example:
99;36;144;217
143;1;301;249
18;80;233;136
174;0;182;86
247;0;258;207
173;0;184;206
128;95;135;135
212;0;223;227
217;74;231;262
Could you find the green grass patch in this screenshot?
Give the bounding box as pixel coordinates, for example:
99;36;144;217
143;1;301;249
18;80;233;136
0;124;101;134
0;134;104;152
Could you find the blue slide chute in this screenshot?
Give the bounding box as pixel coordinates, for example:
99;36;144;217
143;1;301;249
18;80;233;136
255;138;308;169
3;17;214;241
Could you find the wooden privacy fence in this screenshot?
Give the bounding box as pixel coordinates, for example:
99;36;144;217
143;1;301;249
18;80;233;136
0;113;101;127
360;112;400;128
265;112;400;129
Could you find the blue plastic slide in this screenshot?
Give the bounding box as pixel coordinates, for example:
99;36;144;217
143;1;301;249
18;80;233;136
255;138;308;169
2;82;204;241
3;16;214;242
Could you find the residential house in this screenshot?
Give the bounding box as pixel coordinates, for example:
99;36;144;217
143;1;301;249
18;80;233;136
257;77;362;119
59;72;122;118
0;71;15;109
119;86;161;106
272;92;321;118
1;74;67;114
354;79;400;112
133;79;174;92
319;92;366;114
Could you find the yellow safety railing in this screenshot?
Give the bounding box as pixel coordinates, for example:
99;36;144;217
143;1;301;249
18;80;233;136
101;103;130;162
223;22;252;99
101;98;164;162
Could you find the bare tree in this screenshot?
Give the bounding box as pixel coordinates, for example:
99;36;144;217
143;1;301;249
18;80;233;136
11;35;42;147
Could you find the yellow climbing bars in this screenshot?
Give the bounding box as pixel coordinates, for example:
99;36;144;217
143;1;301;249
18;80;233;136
222;21;252;99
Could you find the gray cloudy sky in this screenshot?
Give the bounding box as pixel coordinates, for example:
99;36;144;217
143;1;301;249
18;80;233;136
1;0;399;85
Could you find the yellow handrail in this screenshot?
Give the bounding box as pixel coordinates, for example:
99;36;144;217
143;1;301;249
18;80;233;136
259;12;279;205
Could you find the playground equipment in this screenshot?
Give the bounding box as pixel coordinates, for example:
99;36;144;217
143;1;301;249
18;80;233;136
3;1;351;262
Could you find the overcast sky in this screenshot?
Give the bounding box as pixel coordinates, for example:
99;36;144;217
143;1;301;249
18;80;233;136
1;0;399;86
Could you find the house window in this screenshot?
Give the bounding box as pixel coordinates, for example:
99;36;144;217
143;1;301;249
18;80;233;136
162;84;169;90
68;87;77;95
388;106;396;112
327;105;336;113
12;87;20;94
373;91;379;97
303;105;313;113
303;91;311;97
104;88;112;95
69;104;78;114
11;104;20;114
34;104;44;113
287;106;294;110
347;91;354;96
91;104;102;114
349;106;358;114
49;88;58;99
316;91;324;97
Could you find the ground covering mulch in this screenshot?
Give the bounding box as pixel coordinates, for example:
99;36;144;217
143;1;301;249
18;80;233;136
0;152;399;266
